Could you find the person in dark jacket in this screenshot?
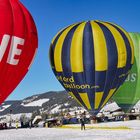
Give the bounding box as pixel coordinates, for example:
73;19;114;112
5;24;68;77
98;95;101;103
80;116;85;130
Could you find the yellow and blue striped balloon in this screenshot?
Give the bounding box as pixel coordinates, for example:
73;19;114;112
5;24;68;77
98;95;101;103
49;20;134;115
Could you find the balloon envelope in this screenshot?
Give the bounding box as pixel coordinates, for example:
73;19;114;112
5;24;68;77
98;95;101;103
49;20;134;115
0;0;38;104
112;33;140;112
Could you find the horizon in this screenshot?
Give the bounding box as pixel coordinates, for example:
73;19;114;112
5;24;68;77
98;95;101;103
6;90;66;101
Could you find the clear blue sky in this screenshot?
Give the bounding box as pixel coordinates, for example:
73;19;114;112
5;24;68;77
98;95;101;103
8;0;140;100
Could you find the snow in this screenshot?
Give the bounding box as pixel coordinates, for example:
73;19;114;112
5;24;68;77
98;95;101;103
0;105;11;112
134;100;140;109
0;113;32;123
50;105;62;113
0;120;140;140
49;102;121;117
101;102;120;112
22;96;38;104
21;99;49;107
32;115;42;124
64;103;69;106
10;113;32;120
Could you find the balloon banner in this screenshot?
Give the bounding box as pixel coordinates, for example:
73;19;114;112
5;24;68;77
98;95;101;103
49;20;134;115
0;0;38;104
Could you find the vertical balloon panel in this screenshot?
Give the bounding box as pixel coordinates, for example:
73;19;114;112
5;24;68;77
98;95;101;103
113;33;140;112
0;0;38;104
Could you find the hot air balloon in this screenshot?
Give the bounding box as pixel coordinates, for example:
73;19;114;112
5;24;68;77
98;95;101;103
0;0;38;104
112;33;140;112
49;20;134;115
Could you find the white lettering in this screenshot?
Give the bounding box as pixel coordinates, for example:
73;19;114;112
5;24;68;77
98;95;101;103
131;73;137;82
125;75;130;82
125;73;137;82
0;35;10;61
7;36;25;65
0;34;25;65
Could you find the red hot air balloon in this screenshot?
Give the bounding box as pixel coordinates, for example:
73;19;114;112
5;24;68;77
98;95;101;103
0;0;38;104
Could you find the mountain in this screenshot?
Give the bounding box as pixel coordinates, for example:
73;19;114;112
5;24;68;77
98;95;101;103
0;91;81;116
0;91;140;117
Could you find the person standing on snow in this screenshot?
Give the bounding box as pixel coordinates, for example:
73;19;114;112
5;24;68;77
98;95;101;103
15;121;18;130
80;115;85;130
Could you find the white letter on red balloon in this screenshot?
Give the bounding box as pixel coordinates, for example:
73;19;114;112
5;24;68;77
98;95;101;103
0;35;10;61
7;36;25;65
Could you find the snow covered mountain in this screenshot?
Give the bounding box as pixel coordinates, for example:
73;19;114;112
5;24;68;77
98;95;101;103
0;91;140;116
0;91;80;116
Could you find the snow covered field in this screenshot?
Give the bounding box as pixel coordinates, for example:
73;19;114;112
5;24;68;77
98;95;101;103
0;120;140;140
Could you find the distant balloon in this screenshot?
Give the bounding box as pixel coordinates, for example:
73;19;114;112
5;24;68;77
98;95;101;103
0;0;38;104
49;20;134;115
113;33;140;112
